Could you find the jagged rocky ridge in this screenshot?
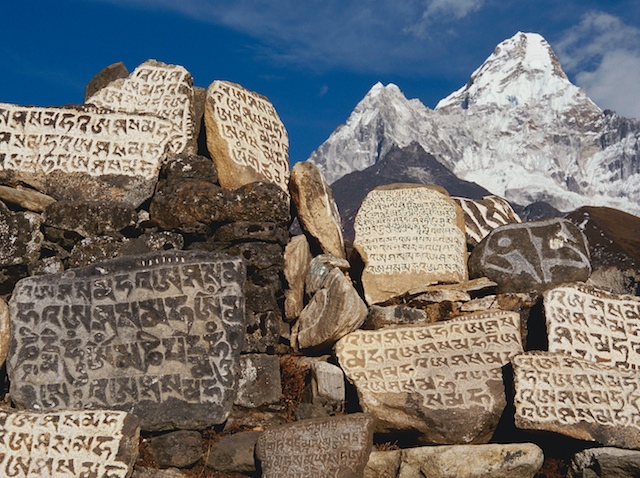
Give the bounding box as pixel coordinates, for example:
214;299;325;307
0;56;638;478
309;32;640;217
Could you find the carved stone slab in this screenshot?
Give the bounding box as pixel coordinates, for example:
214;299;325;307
87;59;196;154
453;195;522;247
468;218;591;293
7;250;246;431
353;184;468;305
256;413;375;478
290;161;345;258
0;103;173;207
544;283;640;369
513;351;640;449
0;409;139;478
204;80;289;192
335;310;523;443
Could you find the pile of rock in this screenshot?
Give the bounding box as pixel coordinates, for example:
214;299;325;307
0;59;638;478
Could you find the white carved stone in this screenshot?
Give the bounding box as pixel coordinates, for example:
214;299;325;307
544;283;640;369
0;409;139;478
87;59;196;154
353;184;468;304
513;351;640;449
335;310;523;443
454;195;522;246
204;80;289;193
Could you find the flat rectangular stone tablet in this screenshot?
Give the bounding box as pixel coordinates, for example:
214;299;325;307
0;409;139;478
0;103;173;207
7;251;246;431
544;283;640;369
513;352;640;449
335;310;522;443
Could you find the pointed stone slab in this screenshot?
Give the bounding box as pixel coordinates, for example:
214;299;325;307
335;310;523;443
7;250;246;431
0;103;173;207
87;59;197;154
256;413;375;478
290;161;345;258
353;184;468;305
544;283;640;369
0;409;139;478
205;80;289;193
454;195;522;247
513;352;640;449
283;234;312;320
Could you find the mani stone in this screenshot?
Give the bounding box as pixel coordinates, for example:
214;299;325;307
289;161;346;258
544;283;640;369
364;443;544;478
335;310;523;443
204;80;290;193
292;267;368;351
256;413;375;478
468;218;591;294
454;195;522;247
0;409;139;478
6;250;246;431
87;59;196;154
353;184;468;305
0;200;43;267
513;351;640;449
568;447;640;478
0;103;174;207
283;234;312;320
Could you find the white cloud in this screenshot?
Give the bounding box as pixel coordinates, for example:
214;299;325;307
556;11;640;118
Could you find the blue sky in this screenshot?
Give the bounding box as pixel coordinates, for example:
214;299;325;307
2;1;640;164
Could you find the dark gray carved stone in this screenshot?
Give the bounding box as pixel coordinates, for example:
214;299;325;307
468;218;591;293
0;409;139;478
256;413;375;478
7;250;246;431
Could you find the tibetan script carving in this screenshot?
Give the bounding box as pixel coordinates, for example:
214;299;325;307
256;413;375;478
0;409;139;478
453;195;522;246
335;310;522;443
544;283;640;369
353;184;468;304
513;351;640;449
0;103;173;206
87;59;196;154
205;80;289;192
7;250;246;431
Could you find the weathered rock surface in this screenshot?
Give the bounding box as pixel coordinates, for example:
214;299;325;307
43;200;136;237
205;80;289;192
205;430;260;473
311;360;345;411
513;352;640;448
0;298;10;367
305;253;351;297
256;413;375;478
213;221;289;246
0;201;42;267
146;430;203;468
235;354;281;408
469;218;591;293
283;234;312;320
292;267;367;351
568;447;640;478
363;304;430;329
133;468;186;478
454;195;522;246
290;161;345;258
336;310;523;443
85;61;129;100
0;409;139;477
0;185;56;212
544;283;640;369
354;184;468;304
7;250;246;431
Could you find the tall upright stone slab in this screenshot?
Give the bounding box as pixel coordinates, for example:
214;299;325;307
7;250;246;431
513;352;640;449
335;310;523;443
87;59;197;154
453;195;522;246
353;184;468;304
0;103;173;206
289;161;345;258
544;283;640;369
256;413;375;478
0;409;139;478
468;218;591;293
204;80;289;193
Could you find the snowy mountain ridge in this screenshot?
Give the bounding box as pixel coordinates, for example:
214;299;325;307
308;32;640;216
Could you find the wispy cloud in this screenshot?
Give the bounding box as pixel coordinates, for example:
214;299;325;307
556;11;640;118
